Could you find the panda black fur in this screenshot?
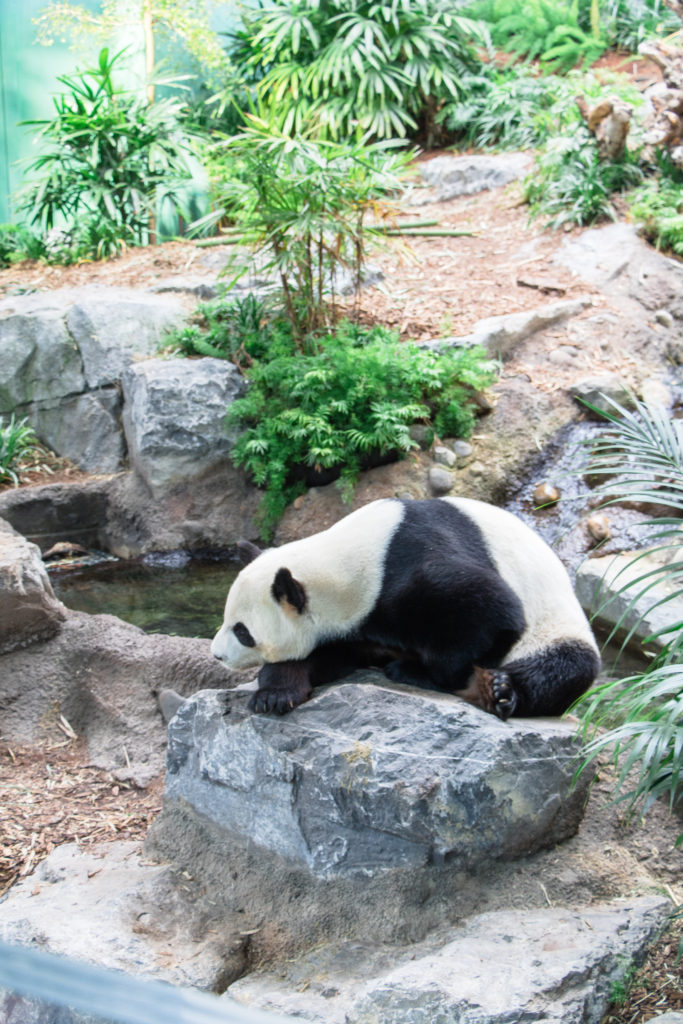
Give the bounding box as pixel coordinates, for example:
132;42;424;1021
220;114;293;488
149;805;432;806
210;497;600;720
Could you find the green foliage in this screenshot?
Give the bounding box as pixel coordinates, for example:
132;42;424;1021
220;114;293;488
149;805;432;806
0;416;41;486
227;322;497;535
629;178;683;256
18;48;197;258
198;119;412;343
597;0;681;52
233;0;488;143
575;398;683;834
0;225;47;267
524;127;643;227
468;0;606;71
165;292;273;367
440;68;567;149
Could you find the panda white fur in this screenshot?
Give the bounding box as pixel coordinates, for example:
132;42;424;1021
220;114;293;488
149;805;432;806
211;497;600;720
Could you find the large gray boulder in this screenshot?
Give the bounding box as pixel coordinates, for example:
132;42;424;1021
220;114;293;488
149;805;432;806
0;519;66;653
164;678;589;880
0;287;187;473
229;896;669;1024
121;356;245;495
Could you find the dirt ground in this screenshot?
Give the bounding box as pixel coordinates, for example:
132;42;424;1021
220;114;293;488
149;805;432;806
2;143;683;1018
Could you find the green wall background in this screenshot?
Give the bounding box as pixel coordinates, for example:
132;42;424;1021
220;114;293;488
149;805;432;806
0;1;240;225
0;0;103;222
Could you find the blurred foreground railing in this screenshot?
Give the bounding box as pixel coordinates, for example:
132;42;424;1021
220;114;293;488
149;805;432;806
0;940;298;1024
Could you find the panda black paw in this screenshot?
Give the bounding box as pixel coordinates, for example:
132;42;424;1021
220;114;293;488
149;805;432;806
249;687;301;715
491;671;518;721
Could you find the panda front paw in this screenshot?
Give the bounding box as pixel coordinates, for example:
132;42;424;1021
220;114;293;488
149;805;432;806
490;671;518;721
248;662;313;715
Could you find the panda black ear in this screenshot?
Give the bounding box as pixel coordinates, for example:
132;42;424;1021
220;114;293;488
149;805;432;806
272;567;307;614
236;539;262;565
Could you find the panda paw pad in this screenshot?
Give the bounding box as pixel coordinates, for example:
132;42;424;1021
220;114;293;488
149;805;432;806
491;672;517;721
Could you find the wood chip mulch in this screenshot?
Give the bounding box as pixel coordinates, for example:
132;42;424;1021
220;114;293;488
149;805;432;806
602;916;683;1023
0;741;163;898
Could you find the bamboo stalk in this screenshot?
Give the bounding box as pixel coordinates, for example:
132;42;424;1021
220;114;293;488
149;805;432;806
368;219;440;232
383;228;476;238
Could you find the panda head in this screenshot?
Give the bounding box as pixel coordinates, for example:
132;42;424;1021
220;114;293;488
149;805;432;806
211;541;317;669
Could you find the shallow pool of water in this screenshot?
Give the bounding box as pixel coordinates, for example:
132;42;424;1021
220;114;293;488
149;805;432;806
50;558;239;638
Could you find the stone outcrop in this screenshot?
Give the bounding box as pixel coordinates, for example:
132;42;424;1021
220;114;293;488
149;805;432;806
0;519;66;653
0;287;187;473
121;357;245;495
162;680;589;879
230;896;670;1024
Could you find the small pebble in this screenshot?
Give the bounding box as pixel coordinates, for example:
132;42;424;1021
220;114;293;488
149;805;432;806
433;445;456;468
428;466;454;495
585;513;610;544
533;482;560;506
453;440;473;459
654;309;674;329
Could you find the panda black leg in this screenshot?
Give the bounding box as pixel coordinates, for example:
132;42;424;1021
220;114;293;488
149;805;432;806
249;661;313;715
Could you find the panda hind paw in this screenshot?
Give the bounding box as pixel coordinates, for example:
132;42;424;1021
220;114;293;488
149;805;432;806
248;687;297;715
491;671;518;722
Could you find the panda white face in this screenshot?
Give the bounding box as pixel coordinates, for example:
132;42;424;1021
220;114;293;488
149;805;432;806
210;558;318;669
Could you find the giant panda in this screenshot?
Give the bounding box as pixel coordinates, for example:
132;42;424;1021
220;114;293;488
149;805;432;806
210;497;600;720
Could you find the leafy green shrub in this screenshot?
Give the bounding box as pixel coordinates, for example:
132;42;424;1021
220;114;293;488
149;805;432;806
525;128;643;226
0;416;41;486
227;322;497;535
575;398;683;831
469;0;606;71
629;179;683;256
440;69;567;149
233;0;487;143
598;0;681;52
165;292;273;366
18;48;197;259
198;120;411;343
0;225;47;267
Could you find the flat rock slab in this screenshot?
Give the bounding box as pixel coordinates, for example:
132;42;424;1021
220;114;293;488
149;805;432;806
164;677;589;879
426;298;590;359
576;546;683;651
229;896;669;1024
417;153;532;202
0;841;246;993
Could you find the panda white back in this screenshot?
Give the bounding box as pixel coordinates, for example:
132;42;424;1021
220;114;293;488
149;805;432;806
443;497;597;662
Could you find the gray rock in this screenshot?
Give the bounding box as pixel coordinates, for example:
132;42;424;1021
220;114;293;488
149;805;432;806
163;680;589;880
26;388;124;473
432;299;590;359
66;288;186;389
0;610;238;782
0;519;66;654
121;357;245;494
576;547;683;651
0;295;85;412
0;841;246;992
418;153;532;201
432;445;456;468
571;374;633;417
655;308;675;328
555;223;644;287
0;480;109;553
640;377;674;410
229;896;669;1024
453;440;473;459
645;1015;683;1023
428;465;454;494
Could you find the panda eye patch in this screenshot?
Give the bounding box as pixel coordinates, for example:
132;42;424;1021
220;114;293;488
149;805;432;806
233;622;256;648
